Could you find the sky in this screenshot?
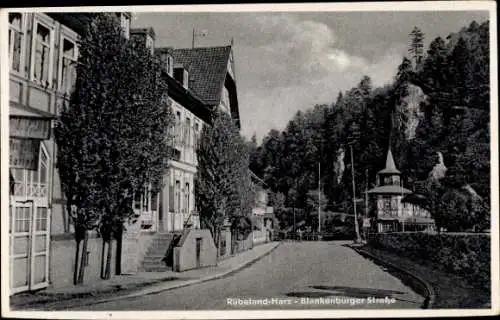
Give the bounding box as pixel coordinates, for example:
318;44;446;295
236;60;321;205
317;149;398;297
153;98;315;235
132;10;489;142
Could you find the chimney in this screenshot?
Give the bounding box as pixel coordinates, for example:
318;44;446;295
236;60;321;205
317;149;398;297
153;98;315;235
130;27;156;55
156;48;174;76
174;65;189;89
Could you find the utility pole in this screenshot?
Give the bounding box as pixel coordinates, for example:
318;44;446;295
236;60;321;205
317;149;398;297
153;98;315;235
350;143;361;243
364;168;369;241
293;206;296;239
318;162;321;235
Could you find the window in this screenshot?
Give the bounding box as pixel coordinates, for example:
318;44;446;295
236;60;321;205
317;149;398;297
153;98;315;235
8;13;24;74
12;144;50;197
32;20;53;87
15;207;30;233
194;123;200;148
59;37;78;95
175;111;182;144
185;118;191;146
184;183;190;214
36;208;48;231
175;180;181;213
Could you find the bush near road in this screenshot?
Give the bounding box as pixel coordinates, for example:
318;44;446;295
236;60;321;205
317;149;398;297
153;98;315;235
369;232;490;289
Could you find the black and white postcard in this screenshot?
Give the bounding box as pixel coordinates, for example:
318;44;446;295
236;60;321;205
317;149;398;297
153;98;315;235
1;2;498;319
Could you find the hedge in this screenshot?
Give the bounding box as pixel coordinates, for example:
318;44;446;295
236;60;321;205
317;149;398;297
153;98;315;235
369;232;490;289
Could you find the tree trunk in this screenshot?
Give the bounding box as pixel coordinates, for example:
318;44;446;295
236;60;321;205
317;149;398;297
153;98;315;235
73;239;81;285
77;231;88;284
100;240;106;279
115;226;123;275
104;233;113;279
216;227;221;259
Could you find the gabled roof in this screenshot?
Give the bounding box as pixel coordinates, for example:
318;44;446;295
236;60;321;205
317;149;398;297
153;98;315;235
171;46;232;105
378;148;401;174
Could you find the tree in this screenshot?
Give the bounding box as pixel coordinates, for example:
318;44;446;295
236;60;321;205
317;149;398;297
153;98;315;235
305;189;328;230
254;21;490;234
55;14;174;283
196;110;252;255
409;26;425;70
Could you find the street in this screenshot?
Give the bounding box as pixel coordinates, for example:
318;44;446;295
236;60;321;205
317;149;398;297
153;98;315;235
70;241;424;310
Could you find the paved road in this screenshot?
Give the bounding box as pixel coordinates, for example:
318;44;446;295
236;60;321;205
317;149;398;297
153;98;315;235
71;241;424;310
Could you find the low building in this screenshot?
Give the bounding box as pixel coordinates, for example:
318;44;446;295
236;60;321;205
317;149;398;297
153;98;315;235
250;172;275;244
367;148;436;233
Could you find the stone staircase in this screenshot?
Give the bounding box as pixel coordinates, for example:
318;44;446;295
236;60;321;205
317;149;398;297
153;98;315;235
139;232;181;272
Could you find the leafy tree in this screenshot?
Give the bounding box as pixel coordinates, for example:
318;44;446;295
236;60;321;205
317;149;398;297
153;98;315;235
55;14;174;283
254;21;490;234
196;110;252;255
306;189;328;230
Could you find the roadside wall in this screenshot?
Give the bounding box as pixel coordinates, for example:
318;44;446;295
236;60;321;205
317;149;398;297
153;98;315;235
50;236;117;289
233;232;254;254
173;229;217;272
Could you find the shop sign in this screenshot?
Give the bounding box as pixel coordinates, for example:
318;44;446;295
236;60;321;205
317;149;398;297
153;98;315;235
9;138;40;170
10;117;51;140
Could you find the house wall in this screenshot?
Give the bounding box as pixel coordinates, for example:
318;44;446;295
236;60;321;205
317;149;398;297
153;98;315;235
157;98;203;233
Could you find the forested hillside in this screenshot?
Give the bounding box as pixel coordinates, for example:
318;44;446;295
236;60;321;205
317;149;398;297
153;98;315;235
249;20;490;232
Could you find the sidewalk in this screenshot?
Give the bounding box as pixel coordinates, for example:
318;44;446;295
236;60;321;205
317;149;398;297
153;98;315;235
10;241;280;310
352;245;491;309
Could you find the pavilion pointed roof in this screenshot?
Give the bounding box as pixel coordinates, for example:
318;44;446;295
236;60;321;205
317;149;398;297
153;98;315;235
378;148;401;174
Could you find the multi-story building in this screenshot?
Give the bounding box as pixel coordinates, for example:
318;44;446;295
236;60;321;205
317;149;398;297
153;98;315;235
7;11;132;293
135;44;241;234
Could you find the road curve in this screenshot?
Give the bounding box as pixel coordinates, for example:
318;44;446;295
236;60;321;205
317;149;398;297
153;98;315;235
71;241;424;310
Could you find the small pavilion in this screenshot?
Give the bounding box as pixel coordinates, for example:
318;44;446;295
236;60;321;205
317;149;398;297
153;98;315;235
367;148;435;233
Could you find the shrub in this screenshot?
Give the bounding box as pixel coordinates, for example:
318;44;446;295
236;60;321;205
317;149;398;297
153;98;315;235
370;232;490;289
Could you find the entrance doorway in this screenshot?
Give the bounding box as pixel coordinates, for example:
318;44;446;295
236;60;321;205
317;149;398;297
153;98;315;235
10;200;50;294
195;238;202;268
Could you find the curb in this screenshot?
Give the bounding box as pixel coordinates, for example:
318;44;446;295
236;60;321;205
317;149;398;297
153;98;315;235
46;242;281;310
351;246;436;309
